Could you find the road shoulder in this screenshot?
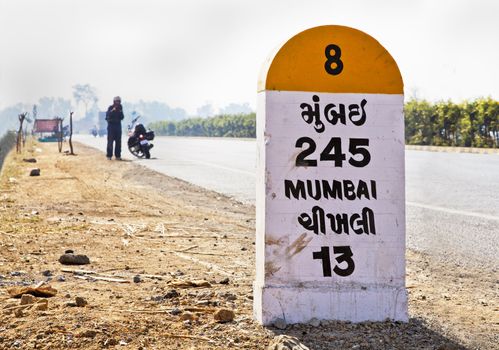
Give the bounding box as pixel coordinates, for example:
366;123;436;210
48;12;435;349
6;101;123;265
0;142;496;349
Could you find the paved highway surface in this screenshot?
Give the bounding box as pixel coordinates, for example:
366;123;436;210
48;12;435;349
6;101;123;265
75;135;499;270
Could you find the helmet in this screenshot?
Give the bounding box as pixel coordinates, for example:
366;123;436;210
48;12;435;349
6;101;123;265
113;96;121;102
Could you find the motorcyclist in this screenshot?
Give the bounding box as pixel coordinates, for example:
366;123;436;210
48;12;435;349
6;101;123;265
106;96;124;160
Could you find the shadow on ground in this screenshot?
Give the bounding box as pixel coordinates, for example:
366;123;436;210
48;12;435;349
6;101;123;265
268;318;467;350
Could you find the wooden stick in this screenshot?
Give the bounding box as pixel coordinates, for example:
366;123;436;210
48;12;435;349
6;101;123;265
61;268;166;280
99;308;173;314
179;252;231;257
61;268;96;275
175;245;198;253
98;266;143;273
2;304;33;312
162;334;211;342
73;275;130;283
183;307;216;313
172;252;233;277
0;230;16;238
139;274;167;280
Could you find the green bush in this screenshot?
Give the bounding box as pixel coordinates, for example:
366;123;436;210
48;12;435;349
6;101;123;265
149;113;256;138
404;98;498;148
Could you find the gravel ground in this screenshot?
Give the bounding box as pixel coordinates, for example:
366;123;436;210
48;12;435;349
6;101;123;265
0;141;496;349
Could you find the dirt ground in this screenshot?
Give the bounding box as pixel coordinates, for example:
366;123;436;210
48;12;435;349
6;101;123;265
0;141;497;350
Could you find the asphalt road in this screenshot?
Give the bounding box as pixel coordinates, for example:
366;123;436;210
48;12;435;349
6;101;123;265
75;134;499;270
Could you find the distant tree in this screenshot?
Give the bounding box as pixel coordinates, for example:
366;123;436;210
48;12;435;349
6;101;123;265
219;102;253;115
0;103;31;136
37;97;72;118
196;103;215;118
72;84;98;118
123;100;187;123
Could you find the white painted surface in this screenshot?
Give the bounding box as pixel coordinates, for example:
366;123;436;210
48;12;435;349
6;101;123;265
254;91;407;324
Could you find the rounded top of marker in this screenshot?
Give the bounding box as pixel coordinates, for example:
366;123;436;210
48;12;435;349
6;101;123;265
258;25;403;94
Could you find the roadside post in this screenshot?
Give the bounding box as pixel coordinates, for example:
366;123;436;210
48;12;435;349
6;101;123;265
254;25;407;325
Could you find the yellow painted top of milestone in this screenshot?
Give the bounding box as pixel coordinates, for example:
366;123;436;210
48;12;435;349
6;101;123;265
258;25;403;94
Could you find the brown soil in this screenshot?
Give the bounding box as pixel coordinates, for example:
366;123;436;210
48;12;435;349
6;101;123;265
0;141;496;349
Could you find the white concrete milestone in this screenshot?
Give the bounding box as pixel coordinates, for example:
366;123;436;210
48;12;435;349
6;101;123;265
254;25;407;325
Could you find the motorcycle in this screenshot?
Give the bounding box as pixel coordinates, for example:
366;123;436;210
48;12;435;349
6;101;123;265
127;115;155;159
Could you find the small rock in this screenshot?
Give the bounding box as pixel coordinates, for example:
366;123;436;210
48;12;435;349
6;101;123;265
164;289;180;299
58;253;90;265
75;297;87;307
170;308;181;315
20;294;36;305
219;277;230;285
29;168;41;176
104;338;118;347
10;271;22;277
65;249;74;254
57;275;66;282
133;275;141;283
42;270;52;277
219;292;237;301
213;308;235;323
36;300;48;311
14;309;24;318
273;318;287;330
308;317;320;327
241;247;247;251
180;312;197;321
23;158;37;163
79;330;97;338
196;300;210;306
267;335;310;350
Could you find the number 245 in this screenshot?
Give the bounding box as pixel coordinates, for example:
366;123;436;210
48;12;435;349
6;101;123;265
296;137;371;167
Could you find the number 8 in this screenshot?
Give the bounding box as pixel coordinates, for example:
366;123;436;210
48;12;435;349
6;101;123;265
324;44;343;75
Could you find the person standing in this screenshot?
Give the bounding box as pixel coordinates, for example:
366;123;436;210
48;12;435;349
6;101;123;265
106;96;124;160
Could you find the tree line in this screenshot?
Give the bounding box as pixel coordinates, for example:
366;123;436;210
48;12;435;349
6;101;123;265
149;98;498;148
148;113;256;138
405;97;498;148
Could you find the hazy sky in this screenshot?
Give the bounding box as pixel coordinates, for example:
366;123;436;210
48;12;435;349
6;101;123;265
0;0;497;114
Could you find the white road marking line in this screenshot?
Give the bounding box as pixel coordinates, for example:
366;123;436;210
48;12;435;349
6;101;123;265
407;202;499;222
